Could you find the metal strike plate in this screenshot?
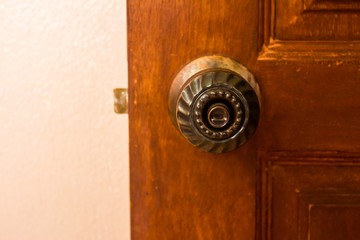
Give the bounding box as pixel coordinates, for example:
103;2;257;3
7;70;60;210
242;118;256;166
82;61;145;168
113;88;128;114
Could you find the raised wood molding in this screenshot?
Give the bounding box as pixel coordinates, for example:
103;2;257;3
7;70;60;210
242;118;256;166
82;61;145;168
259;40;360;60
258;0;360;60
298;191;360;240
303;0;360;12
258;151;360;240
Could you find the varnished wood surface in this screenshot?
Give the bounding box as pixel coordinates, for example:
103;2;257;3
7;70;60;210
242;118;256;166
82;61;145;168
128;1;259;239
259;152;360;240
274;0;360;40
128;0;360;239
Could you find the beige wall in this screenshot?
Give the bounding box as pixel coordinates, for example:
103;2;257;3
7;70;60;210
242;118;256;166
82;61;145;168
0;1;129;239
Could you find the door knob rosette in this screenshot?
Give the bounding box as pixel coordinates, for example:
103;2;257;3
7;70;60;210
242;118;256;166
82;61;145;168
168;55;261;153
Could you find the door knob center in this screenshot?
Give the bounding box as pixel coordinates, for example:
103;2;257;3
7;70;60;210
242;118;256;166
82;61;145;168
207;103;230;128
192;88;244;140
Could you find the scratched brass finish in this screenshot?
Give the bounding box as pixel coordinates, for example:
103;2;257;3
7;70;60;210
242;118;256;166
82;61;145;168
168;55;261;153
113;88;128;114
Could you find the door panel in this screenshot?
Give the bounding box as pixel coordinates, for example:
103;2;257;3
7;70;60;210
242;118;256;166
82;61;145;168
128;0;360;239
259;152;360;240
257;61;360;150
128;1;259;239
258;1;360;238
274;0;360;40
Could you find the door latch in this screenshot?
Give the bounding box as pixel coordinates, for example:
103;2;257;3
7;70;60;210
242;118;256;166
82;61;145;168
113;88;128;114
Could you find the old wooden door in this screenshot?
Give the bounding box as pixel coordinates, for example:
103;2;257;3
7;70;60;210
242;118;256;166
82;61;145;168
128;0;360;239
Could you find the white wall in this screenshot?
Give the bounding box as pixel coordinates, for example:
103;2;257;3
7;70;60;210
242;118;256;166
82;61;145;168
0;1;129;239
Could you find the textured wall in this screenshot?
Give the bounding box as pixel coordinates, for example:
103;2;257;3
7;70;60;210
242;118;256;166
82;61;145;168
0;1;129;239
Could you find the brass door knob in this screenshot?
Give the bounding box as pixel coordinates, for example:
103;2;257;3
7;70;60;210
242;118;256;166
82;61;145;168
168;55;261;153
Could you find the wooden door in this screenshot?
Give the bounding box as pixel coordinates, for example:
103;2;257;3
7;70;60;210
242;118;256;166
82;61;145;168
128;0;360;239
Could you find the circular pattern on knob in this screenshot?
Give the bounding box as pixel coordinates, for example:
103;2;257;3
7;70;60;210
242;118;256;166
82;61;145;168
168;55;261;153
193;88;244;140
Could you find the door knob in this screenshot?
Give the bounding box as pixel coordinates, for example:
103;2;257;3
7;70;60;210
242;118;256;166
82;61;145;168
168;55;261;153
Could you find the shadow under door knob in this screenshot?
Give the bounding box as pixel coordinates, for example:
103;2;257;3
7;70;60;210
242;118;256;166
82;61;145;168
168;55;261;153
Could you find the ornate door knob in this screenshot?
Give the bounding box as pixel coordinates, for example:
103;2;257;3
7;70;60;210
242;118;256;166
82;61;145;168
168;55;261;153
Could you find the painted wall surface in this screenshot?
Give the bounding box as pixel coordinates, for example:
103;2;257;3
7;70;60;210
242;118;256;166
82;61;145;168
0;1;129;239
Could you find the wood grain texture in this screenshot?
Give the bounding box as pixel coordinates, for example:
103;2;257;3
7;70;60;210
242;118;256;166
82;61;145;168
258;0;360;151
260;0;360;59
259;152;360;240
274;0;360;40
128;0;360;239
128;0;259;239
304;0;360;11
255;61;360;151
